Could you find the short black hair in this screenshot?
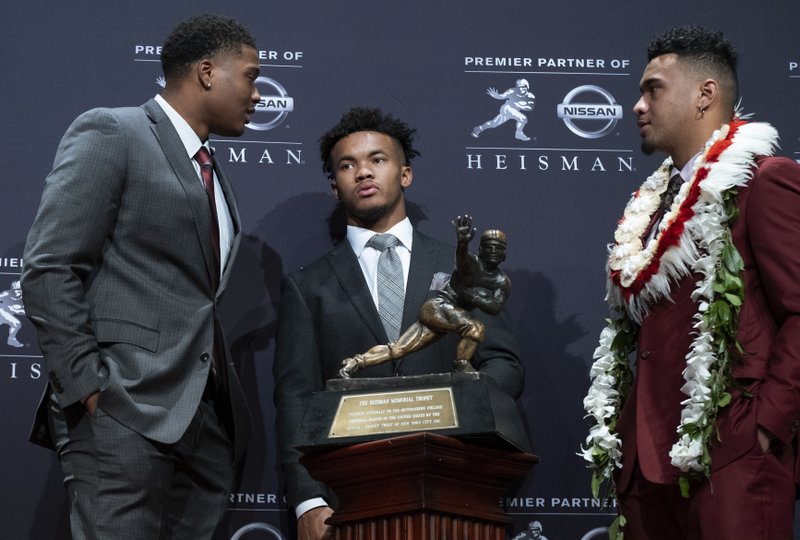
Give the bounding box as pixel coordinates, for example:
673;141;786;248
647;25;739;111
161;14;257;80
319;107;420;179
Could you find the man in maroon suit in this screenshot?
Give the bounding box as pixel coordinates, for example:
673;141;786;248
583;26;800;539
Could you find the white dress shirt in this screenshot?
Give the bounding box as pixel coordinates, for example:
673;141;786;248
347;217;413;311
154;94;234;280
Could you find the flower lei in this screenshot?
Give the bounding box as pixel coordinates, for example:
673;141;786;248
581;120;779;502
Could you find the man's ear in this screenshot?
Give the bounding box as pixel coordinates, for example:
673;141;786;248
400;166;413;188
698;78;719;111
197;58;214;90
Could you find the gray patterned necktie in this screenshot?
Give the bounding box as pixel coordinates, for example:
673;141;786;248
367;233;405;342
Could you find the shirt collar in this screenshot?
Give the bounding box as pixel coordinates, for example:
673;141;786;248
672;150;702;182
347;217;414;257
154;94;206;158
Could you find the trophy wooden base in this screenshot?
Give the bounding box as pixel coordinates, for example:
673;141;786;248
300;432;538;540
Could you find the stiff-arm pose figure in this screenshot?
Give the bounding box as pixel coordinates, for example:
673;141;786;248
340;215;510;377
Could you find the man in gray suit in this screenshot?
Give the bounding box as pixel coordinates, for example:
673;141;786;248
22;14;260;539
273;107;524;540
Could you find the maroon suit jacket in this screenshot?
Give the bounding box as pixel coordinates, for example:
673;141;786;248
616;156;800;490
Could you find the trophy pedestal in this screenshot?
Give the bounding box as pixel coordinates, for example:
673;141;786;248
301;432;538;540
295;372;538;539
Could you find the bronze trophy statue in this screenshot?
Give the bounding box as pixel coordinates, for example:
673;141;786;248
340;214;510;378
294;213;531;460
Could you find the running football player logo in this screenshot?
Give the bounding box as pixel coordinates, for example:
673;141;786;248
0;280;25;347
472;79;536;141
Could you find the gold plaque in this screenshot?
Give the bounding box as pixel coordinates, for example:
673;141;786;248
328;387;458;438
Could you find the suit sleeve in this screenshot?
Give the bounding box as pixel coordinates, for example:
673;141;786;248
273;274;330;509
747;157;800;444
21;109;126;408
473;306;525;399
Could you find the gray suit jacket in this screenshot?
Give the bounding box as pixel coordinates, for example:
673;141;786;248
22;99;251;461
273;229;524;509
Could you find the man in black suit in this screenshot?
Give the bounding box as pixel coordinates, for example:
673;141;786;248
273;107;524;540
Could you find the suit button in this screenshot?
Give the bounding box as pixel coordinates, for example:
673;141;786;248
200;353;210;363
640;350;651;359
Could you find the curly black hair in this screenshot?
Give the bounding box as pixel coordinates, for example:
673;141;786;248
161;14;257;80
647;25;738;110
319;107;420;179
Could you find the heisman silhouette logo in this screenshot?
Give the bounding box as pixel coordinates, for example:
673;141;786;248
0;280;25;348
511;519;549;540
471;79;536;141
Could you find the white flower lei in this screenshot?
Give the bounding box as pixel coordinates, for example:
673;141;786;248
581;121;779;487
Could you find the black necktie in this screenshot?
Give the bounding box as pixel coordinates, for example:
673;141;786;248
660;173;683;216
648;173;683;242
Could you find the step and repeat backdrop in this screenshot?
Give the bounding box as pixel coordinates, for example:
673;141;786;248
2;1;799;539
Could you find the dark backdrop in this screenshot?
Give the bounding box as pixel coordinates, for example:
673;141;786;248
2;2;799;538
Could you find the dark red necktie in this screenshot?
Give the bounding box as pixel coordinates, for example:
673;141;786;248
194;147;224;388
194;147;220;286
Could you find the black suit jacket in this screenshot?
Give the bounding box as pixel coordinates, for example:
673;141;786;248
273;228;524;509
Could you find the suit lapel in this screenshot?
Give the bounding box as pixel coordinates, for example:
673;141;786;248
403;230;445;329
326;241;387;343
212;159;241;235
326;229;450;345
398;230;451;373
143;99;218;289
212;158;241;293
